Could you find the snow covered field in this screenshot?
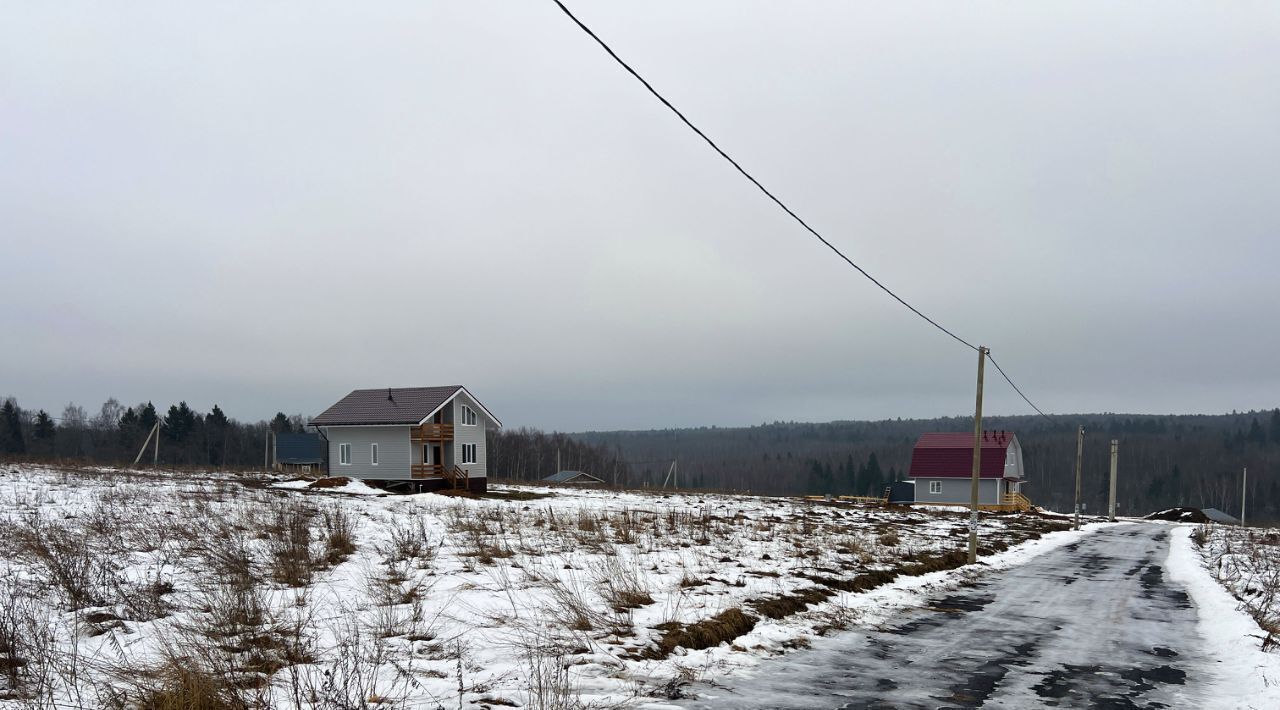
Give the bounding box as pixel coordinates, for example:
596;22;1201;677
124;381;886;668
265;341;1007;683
0;464;1077;708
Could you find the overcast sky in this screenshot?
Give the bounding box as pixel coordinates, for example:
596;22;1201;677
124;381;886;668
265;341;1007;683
2;1;1278;431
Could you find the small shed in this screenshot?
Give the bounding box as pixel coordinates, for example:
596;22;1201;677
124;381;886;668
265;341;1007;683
887;480;916;504
543;470;606;485
274;432;325;474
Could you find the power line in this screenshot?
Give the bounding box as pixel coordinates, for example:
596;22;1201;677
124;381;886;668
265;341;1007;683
550;0;977;353
550;1;1062;424
987;353;1060;426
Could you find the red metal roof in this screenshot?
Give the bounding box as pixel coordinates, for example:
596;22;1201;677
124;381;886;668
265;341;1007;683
909;431;1018;479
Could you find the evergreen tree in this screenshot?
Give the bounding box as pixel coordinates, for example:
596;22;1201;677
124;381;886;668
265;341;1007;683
206;405;229;466
33;411;55;440
270;412;293;434
0;399;25;454
162;402;197;443
138;402;158;430
1248;418;1267;445
865;452;884;494
1271;409;1280;445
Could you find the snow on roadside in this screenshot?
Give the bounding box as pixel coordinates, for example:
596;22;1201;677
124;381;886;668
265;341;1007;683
1166;525;1280;710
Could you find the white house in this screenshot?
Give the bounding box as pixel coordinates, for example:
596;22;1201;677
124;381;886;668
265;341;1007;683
309;385;501;493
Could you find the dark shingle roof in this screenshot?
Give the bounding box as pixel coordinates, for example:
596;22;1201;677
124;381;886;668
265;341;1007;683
310;386;463;426
275;432;324;464
908;431;1018;479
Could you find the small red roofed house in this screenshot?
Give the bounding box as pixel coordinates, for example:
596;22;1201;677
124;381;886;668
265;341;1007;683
908;431;1025;505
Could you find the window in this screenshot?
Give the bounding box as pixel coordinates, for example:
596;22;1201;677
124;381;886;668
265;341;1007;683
339;443;351;466
461;443;477;464
461;404;478;426
928;481;942;495
371;443;379;466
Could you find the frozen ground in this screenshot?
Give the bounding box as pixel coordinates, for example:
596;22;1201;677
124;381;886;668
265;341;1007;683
670;522;1280;710
0;464;1084;708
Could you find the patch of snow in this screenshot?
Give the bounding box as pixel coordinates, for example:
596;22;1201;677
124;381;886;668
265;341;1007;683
1166;525;1280;710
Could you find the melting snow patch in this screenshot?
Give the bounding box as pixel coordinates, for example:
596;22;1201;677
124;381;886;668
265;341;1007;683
1166;525;1280;710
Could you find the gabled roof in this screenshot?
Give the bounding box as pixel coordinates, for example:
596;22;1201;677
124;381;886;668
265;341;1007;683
275;432;324;464
544;470;606;484
1201;508;1240;525
909;431;1018;479
310;386;502;427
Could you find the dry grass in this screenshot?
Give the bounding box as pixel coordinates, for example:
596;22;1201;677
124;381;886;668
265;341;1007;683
648;608;758;659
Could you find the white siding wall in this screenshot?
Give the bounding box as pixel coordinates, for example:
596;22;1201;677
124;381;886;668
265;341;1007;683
452;391;489;479
327;426;412;479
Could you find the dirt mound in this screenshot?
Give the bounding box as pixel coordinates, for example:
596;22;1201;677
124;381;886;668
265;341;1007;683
1144;507;1209;523
308;476;351;489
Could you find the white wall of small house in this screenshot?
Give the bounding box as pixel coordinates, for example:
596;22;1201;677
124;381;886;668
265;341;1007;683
326;426;412;479
915;477;1003;505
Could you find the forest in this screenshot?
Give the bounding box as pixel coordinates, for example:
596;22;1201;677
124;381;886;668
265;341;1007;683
574;410;1279;523
2;395;1274;523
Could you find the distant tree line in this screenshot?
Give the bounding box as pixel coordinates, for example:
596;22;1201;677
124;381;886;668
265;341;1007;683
0;396;629;481
486;427;631;485
574;410;1280;523
0;396;307;468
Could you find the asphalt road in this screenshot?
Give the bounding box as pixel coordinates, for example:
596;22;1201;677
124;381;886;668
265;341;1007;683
680;523;1211;709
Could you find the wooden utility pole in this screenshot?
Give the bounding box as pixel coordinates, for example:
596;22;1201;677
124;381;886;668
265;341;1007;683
1073;425;1084;530
967;346;988;565
1242;466;1248;527
1108;439;1118;522
264;429;270;470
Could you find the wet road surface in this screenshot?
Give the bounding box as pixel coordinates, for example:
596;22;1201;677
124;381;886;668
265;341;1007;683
680;523;1210;709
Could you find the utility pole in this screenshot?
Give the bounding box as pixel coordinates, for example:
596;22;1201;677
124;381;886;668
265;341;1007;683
1242;466;1248;527
265;429;270;470
1108;439;1118;522
967;346;988;565
132;421;161;469
1073;425;1085;531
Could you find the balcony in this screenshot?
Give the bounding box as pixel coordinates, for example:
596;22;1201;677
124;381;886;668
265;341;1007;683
411;423;454;441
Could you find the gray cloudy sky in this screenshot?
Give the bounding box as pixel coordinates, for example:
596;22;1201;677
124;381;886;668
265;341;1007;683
2;1;1278;431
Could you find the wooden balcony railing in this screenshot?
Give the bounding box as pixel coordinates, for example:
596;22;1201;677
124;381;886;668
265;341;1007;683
412;463;444;478
411;423;454;441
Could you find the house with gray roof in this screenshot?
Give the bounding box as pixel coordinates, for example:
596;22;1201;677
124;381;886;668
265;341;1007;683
273;432;325;474
543;470;606;485
309;386;501;493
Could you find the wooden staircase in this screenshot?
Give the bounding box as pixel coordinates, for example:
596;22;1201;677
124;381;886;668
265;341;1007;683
410;463;470;491
443;465;469;492
1002;491;1034;512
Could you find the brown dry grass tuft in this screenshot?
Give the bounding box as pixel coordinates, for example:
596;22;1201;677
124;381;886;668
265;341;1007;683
648;608;758;659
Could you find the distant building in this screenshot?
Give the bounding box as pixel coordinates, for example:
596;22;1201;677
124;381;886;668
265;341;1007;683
310;386;501;493
1201;508;1240;525
908;431;1025;506
274;432;324;474
543;470;606;485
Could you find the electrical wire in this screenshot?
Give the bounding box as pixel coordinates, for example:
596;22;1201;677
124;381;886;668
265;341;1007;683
550;0;1064;424
988;353;1060;425
550;0;977;353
